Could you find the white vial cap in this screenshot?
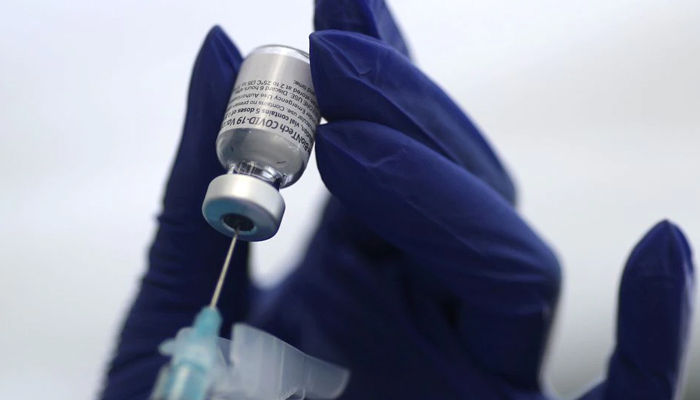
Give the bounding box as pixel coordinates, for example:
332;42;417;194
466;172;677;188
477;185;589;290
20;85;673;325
202;174;285;241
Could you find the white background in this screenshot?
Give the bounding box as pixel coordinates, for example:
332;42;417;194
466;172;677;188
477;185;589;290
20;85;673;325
1;1;698;399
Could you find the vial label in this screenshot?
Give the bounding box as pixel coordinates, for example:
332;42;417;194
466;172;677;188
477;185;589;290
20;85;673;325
219;52;321;157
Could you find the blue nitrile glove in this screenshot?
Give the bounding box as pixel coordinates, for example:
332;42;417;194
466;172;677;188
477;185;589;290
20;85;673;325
100;1;695;399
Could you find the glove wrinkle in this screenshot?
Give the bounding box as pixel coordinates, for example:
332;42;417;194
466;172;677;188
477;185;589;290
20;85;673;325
310;30;517;205
316;121;560;306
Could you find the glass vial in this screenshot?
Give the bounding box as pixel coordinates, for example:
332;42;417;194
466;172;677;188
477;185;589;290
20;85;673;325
202;45;321;241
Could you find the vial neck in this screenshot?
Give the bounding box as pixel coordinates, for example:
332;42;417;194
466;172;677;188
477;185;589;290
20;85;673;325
228;161;283;189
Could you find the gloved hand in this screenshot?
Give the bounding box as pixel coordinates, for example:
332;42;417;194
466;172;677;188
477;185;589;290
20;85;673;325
100;1;695;399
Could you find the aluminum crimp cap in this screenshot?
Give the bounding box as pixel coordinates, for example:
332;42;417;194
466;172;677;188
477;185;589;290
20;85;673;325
202;174;285;241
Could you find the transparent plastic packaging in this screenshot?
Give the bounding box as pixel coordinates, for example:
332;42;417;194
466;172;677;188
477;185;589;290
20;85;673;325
209;324;350;400
151;308;350;400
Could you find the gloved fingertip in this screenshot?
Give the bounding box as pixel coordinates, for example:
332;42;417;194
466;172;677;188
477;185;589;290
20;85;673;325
185;25;241;127
162;26;243;222
624;219;694;281
310;30;517;206
314;0;379;37
186;25;241;129
190;25;242;100
603;220;695;400
206;25;234;47
309;30;409;121
314;0;411;58
202;25;233;51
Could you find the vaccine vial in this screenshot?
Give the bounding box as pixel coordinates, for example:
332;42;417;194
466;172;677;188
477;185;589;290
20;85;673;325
202;45;321;241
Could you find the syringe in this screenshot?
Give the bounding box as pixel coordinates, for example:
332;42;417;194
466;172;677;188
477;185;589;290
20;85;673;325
148;223;349;400
150;230;240;400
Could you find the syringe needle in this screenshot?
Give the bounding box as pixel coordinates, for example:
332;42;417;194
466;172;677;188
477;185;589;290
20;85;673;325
210;228;240;309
